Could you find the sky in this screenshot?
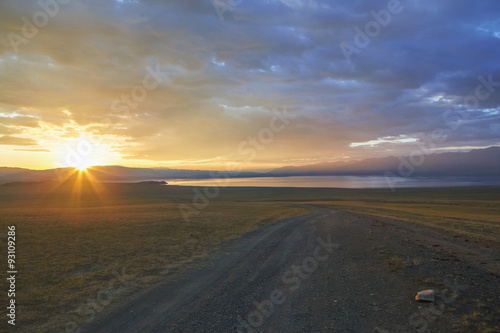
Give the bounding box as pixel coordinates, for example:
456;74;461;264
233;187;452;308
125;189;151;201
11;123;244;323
0;0;499;171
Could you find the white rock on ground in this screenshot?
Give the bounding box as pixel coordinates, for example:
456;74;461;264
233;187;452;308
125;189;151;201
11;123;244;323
415;289;435;302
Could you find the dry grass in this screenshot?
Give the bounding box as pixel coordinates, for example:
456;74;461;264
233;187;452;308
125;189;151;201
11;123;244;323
459;299;499;332
383;255;411;273
0;183;310;332
0;183;498;331
314;199;500;243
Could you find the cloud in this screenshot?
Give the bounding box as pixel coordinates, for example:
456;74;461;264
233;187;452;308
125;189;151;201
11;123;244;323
0;0;499;168
14;148;50;152
0;115;40;127
0;135;38;146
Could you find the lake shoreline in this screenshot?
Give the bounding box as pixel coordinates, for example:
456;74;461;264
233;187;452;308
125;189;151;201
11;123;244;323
165;175;500;189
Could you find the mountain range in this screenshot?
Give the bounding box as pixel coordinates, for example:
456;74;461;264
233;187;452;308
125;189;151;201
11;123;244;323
0;166;259;185
0;147;499;185
266;146;500;177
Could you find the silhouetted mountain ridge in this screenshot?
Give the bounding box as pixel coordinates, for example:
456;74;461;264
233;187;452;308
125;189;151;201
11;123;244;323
267;147;500;177
0;166;259;185
0;147;498;185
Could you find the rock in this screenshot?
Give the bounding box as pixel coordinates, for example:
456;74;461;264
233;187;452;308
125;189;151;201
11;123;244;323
415;289;435;302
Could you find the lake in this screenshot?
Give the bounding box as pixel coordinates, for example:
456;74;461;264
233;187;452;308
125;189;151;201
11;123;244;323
166;175;500;189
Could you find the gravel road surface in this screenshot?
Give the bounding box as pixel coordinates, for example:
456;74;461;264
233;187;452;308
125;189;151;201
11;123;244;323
82;207;500;333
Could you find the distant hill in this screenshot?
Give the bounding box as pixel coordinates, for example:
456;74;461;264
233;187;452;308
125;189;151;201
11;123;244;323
1;147;498;185
0;167;73;185
0;166;260;185
267;147;500;177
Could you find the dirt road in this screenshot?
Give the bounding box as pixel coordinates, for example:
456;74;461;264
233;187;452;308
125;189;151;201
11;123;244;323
82;207;500;332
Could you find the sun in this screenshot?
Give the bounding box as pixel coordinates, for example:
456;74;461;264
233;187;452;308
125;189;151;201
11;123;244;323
67;153;96;171
61;135;107;171
74;156;95;171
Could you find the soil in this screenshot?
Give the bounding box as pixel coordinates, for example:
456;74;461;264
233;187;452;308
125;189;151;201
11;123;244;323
81;207;500;333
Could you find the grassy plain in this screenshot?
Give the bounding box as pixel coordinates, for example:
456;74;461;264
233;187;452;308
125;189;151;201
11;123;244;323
0;181;498;331
0;182;309;331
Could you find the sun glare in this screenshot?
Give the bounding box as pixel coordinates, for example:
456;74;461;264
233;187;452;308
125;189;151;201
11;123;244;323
60;135;108;171
68;156;95;172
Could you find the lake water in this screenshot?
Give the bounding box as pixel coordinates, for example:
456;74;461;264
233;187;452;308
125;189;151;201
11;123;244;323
167;175;500;189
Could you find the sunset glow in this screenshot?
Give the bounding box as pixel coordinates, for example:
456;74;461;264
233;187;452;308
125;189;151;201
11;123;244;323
0;2;499;333
0;1;499;171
